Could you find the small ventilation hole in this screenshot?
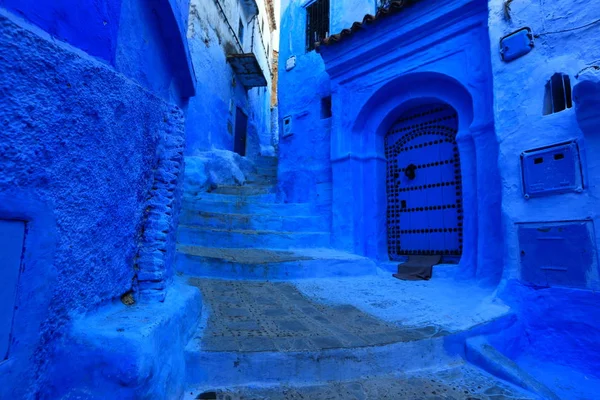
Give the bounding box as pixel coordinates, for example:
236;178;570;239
196;391;217;400
554;153;564;160
543;73;572;115
534;157;544;164
321;96;332;119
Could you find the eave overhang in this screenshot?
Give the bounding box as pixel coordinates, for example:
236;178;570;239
227;53;268;88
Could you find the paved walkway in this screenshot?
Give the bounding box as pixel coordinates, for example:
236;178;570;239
190;278;450;353
184;365;534;399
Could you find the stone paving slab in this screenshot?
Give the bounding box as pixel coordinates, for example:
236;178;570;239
189;278;450;353
184;364;536;399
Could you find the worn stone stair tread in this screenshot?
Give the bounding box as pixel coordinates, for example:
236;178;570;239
183;210;318;220
183;193;277;203
182;278;518;389
210;184;275;190
183;196;298;207
179;200;314;217
177;245;368;264
178;225;327;235
182;364;535;400
179;209;326;232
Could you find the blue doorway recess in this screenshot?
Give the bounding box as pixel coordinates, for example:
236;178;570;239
385;103;463;260
234;107;248;157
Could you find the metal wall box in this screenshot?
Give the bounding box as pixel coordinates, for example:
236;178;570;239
518;220;597;289
521;140;583;198
500;27;534;62
282;116;293;137
0;219;26;359
286;56;296;71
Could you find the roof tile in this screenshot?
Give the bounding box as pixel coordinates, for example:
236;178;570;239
316;0;418;50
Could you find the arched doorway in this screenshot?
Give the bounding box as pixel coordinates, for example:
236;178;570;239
384;103;463;260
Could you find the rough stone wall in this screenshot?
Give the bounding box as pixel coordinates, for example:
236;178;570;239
0;11;185;398
185;0;274;156
136;109;186;303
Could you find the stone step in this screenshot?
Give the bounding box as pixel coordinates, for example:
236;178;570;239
179;210;328;232
210;184;275;196
181;198;313;216
183;364;534;400
253;156;278;167
254;164;277;173
182;278;517;389
175;246;375;280
245;174;277;185
183;192;277;203
177;226;330;249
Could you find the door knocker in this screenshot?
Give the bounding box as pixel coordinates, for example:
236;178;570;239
405;164;417;180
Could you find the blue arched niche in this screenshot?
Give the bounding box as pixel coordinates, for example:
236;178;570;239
331;71;501;283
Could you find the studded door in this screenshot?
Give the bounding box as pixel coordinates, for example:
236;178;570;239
385;103;463;260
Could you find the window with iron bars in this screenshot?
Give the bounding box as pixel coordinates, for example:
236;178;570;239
378;0;393;10
305;0;330;52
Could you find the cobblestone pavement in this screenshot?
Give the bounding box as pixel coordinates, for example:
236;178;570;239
186;365;535;399
189;278;451;352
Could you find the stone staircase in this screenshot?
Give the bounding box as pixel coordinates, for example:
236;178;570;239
174;156;540;400
175;156;376;280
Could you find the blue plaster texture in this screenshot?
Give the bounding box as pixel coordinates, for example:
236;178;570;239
45;277;201;400
0;0;196;106
0;11;186;398
185;0;274;156
573;67;600;136
487;0;600;389
183;150;256;195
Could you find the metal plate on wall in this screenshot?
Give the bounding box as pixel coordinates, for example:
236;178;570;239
518;220;597;289
500;27;534;62
521;140;583;198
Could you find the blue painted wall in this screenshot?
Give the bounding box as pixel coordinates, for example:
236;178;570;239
487;0;600;380
115;0;196;106
277;0;337;228
0;0;195;107
0;0;122;63
0;10;185;398
280;0;501;279
185;0;274;156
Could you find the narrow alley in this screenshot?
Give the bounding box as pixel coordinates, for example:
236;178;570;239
1;0;600;399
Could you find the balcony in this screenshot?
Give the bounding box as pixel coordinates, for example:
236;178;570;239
227;53;268;89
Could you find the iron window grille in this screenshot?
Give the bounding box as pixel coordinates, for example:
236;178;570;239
305;0;330;52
